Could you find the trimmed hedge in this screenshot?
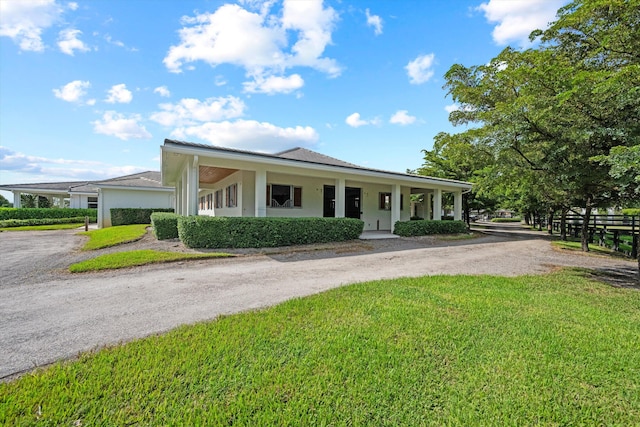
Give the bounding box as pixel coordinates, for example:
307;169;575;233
110;208;174;226
177;216;364;249
0;208;97;220
0;216;96;228
151;212;179;240
393;220;468;237
490;217;522;223
621;208;640;216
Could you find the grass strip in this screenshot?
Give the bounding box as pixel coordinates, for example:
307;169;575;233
0;223;85;232
552;240;629;257
78;224;149;250
69;250;233;272
1;270;639;425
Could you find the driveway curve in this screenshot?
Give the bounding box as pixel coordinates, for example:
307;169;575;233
1;225;636;380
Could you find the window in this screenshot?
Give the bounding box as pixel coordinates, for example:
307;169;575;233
88;196;98;209
379;193;391;210
268;184;302;208
199;196;205;210
214;190;223;209
226;183;237;208
378;193;404;210
207;193;213;210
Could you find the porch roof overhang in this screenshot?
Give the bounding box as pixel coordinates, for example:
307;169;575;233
161;139;472;192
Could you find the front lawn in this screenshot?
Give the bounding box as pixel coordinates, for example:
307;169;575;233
78;224;149;250
1;270;639;425
69;250;234;272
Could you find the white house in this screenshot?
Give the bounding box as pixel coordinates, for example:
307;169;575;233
161;139;472;232
0;171;174;228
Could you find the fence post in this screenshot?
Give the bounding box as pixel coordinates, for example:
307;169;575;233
85;216;89;232
632;216;638;259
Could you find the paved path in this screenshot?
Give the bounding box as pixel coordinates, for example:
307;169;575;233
0;225;636;380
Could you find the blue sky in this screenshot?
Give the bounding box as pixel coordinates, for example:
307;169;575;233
0;0;567;202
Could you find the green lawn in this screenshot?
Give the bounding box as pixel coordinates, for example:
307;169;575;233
69;249;234;272
2;270;639;425
78;224;149;250
0;223;85;232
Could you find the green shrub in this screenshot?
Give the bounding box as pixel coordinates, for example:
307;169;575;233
0;208;97;220
393;220;468;237
151;212;179;240
621;208;640;216
0;216;96;228
491;217;522;223
110;208;174;226
178;216;364;249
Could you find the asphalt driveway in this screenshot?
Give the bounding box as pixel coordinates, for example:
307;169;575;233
1;225;636;380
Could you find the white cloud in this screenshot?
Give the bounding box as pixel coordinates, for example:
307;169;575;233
389;110;416;125
154;86;171;97
345;112;380;128
163;0;339;94
445;103;460;113
406;53;435;84
92;111;151;140
68;2;78;11
243;73;304;94
150;96;245;127
52;80;90;103
0;0;64;52
477;0;566;47
57;28;89;55
105;83;133;104
365;9;382;36
171;119;318;152
0;146;145;180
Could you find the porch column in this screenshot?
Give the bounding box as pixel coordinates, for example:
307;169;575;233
255;169;267;217
181;169;188;215
425;192;432;220
335;178;346;217
433;188;442;220
13;191;21;208
186;155;199;216
453;191;463;221
391;184;401;232
174;182;181;215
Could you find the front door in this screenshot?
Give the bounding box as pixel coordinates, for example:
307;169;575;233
323;185;335;217
345;187;361;219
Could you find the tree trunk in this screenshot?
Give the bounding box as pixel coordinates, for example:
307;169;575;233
463;193;470;228
524;213;531;226
560;208;568;241
581;201;592;252
547;209;555;235
537;211;542;231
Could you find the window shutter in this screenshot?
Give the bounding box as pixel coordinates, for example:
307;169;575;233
293;187;302;207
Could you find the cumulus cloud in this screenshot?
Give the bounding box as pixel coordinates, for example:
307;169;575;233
92;111;151;140
444;103;460;113
406;53;436;84
477;0;566;47
345;112;379;128
389;110;416;125
105;84;133;104
0;0;64;52
0;145;145;180
53;80;91;103
243;73;304;94
154;86;171;97
150;96;245;127
365;9;382;36
163;0;339;94
170;119;318;152
57;28;89;55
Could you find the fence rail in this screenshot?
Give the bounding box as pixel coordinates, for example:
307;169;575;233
552;214;639;258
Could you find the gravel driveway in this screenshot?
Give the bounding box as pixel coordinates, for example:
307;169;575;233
1;224;637;380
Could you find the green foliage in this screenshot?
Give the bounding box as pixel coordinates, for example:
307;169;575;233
393;220;468;237
0;194;11;207
2;271;639;425
69;250;232;273
0;223;86;232
0;208;97;220
177;216;364;249
110;208;174;226
150;212;180;240
0;216;96;228
79;224;149;250
490;217;522;223
622;208;640;216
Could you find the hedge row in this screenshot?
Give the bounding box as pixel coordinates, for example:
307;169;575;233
151;212;180;240
177;216;364;249
393;220;468;237
490;217;522;223
0;216;96;228
110;208;174;226
621;208;640;216
0;208;97;220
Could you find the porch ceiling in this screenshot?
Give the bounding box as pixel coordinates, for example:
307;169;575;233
199;165;238;185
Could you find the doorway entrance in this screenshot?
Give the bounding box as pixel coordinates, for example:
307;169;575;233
323;186;362;219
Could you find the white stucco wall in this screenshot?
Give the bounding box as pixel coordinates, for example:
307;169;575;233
70;194;89;209
98;188;174;228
